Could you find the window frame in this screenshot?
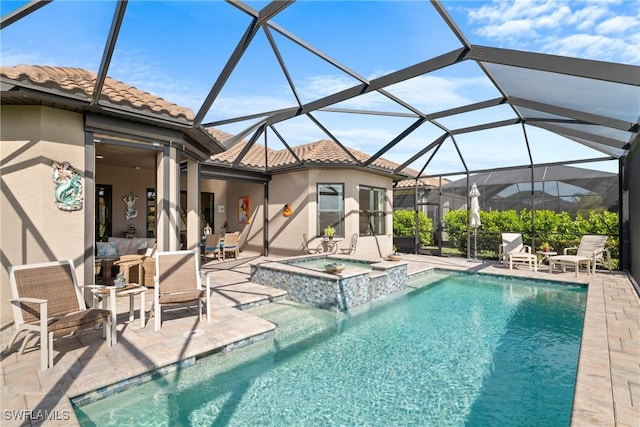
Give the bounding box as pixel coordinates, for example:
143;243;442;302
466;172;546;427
359;185;387;236
317;183;345;238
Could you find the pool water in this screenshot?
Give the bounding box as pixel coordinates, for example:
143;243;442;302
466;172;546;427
75;271;587;426
285;256;373;271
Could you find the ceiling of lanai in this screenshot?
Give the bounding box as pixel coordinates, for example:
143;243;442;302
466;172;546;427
1;0;638;179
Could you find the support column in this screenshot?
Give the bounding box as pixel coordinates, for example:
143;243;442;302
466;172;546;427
156;145;181;251
84;131;96;305
186;159;201;252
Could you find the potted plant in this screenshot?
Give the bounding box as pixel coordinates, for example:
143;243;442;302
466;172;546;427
324;226;335;240
386;245;402;261
540;242;553;252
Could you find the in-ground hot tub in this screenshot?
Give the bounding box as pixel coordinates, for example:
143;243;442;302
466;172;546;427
249;255;408;311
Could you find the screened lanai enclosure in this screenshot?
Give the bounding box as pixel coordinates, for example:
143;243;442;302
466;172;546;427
2;0;638;271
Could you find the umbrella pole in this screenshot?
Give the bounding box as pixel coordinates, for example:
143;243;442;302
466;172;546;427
474;228;478;261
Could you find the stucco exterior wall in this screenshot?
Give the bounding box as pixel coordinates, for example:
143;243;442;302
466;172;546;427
267;168;394;257
1;106;86;326
200;177;228;234
223;181;265;253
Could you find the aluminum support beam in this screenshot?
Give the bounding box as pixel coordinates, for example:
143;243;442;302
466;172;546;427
0;0;51;29
92;1;127;106
195;18;261;124
466;45;640;86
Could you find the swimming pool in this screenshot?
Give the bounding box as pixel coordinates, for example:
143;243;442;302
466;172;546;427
74;271;586;426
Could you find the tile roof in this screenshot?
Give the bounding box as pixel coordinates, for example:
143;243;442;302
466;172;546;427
395;176;448;188
0;65;193;121
208;136;417;176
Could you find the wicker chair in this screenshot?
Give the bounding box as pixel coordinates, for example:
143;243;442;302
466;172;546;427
6;260;113;370
153;250;211;331
114;244;157;287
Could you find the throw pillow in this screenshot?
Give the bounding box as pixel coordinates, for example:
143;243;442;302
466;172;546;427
97;241;118;258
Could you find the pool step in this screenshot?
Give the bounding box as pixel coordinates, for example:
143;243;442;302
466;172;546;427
210;281;288;310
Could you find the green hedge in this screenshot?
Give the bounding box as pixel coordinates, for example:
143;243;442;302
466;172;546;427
393;210;433;246
443;209;619;267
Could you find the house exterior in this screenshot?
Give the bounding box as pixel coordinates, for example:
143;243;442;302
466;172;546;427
0;65;410;326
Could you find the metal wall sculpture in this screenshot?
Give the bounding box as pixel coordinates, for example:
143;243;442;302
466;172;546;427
123;192;138;220
52;161;83;211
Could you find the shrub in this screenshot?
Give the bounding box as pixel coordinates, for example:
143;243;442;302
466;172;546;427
443;209;619;267
393;210;433;246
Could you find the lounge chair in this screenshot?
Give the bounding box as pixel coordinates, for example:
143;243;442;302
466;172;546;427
6;260;114;370
550;235;609;277
499;232;537;271
302;233;321;254
339;233;358;255
153;250;211;331
203;233;223;261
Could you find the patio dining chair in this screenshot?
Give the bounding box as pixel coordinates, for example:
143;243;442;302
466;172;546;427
153;250;211;331
550;234;609;277
6;260;114;370
339;233;359;255
222;231;240;259
203;233;223;262
302;233;321;254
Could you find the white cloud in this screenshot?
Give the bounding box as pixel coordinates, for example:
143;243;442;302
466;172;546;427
476;19;537;39
596;16;640;35
460;0;639;64
543;33;640;63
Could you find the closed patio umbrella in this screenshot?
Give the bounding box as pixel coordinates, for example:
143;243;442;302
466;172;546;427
469;183;481;261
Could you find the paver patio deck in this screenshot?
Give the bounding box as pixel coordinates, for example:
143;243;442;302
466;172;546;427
1;253;638;426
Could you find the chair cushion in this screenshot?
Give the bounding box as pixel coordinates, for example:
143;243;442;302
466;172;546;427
97;242;118;258
159;289;205;305
47;308;111;334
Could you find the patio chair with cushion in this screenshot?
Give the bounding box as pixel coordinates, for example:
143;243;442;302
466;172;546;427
550;235;609;277
6;260;114;370
339;233;359;255
153;250;211;331
203;233;223;262
499;232;537;271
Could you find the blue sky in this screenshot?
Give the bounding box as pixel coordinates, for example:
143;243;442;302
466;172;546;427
1;1;638;176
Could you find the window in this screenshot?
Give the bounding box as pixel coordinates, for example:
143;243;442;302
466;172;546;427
95;184;112;241
359;186;386;236
146;189;155;238
317;183;344;237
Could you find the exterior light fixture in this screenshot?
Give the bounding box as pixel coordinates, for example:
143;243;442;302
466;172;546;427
283;204;293;217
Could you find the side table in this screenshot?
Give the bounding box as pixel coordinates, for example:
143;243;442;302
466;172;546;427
91;284;147;344
536;251;557;268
